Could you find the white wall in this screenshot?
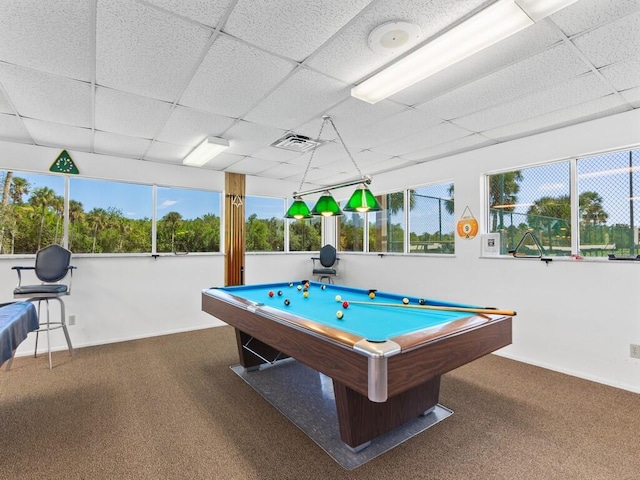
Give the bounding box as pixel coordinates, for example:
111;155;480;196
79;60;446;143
2;110;639;394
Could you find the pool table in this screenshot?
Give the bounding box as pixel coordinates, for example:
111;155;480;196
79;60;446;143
202;281;513;450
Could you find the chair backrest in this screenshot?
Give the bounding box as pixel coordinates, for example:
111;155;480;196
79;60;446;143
34;245;72;283
319;244;337;268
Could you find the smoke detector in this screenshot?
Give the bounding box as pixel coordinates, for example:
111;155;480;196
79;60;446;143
368;21;421;55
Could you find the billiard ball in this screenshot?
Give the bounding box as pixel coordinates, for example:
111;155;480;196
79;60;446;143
288;282;293;287
304;282;310;288
268;290;274;297
419;298;426;305
297;285;302;291
303;291;309;298
402;297;409;305
336;310;344;319
321;284;326;290
277;290;283;296
342;301;349;309
335;295;342;302
284;299;290;306
369;292;375;299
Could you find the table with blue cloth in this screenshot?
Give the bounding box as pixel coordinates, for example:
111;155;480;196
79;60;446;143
0;302;39;369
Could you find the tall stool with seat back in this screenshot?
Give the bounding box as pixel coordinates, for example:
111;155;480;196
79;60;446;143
312;244;339;283
12;244;76;368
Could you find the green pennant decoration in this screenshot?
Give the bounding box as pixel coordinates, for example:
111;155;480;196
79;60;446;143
50;150;79;174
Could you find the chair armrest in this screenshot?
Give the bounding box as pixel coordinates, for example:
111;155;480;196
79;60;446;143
11;266;35;288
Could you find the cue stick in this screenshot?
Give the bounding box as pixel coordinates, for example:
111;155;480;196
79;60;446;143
344;300;516;317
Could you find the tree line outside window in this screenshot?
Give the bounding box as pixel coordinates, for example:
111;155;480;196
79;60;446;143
487;148;640;257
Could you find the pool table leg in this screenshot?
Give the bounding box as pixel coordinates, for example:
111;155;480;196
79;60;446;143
332;375;441;449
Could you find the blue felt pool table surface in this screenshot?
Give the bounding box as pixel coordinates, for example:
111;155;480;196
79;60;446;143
215;281;479;342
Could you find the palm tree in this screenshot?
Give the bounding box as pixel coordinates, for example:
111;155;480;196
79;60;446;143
1;172;12;206
68;200;85;248
51;195;64;243
579;191;608;244
9;176;30;204
527;195;571;251
87;208;110;253
489;172;524;231
29;186;56;249
161;211;183;252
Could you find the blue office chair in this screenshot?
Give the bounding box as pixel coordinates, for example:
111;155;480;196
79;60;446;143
12;244;76;368
312;244;339;283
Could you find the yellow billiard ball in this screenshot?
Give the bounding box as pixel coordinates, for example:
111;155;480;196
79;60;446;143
402;297;409;305
336;310;344;319
369;292;375;299
303;291;309;298
335;295;342;302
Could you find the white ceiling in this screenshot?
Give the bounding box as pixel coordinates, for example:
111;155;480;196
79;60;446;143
0;0;638;192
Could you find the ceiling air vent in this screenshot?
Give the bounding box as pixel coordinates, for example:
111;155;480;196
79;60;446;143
270;133;325;153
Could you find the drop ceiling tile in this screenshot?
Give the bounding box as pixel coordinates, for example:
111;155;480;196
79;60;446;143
551;0;640;37
94;131;152;159
95;87;173;139
600;60;640;91
255;162;308;181
143;0;235;28
180;34;295;118
225;156;281;176
415;43;591;120
0;88;14;114
307;0;487;84
251;144;306;163
244;68;350;130
482;94;629;142
0;64;91;127
390;19;564;106
224;0;373;62
453;73;614;132
0;113;32;144
156;106;235;147
572;9;640;68
401;134;496;162
22;118;93;151
96;0;212;101
0;0;92;81
200;152;244;170
370;122;470;156
224;120;288;156
621;86;640;107
365;156;416;175
144;140;191;164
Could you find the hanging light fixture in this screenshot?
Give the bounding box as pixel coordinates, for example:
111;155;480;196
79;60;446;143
284;116;381;218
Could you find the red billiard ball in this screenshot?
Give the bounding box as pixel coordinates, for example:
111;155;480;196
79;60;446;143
342;301;349;309
268;290;274;297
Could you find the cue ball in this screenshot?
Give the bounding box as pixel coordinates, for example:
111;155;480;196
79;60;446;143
268;290;274;297
284;299;290;306
419;298;426;305
303;291;309;298
297;285;302;291
335;295;342;302
321;284;326;290
336;310;344;319
342;301;349;309
402;298;409;305
369;292;375;299
277;290;283;296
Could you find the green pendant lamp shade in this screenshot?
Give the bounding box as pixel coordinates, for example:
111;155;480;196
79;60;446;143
311;192;343;216
285;197;312;219
343;185;382;213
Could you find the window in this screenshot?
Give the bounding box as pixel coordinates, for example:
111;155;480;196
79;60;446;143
488;164;571;256
156;187;221;253
245;196;285;252
577;149;640;257
339;209;364;252
409;183;455;254
289;216;321;252
369;191;404;253
0;171;64;254
69;178;152;253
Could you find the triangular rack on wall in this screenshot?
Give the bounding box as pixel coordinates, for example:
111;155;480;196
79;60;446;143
510;231;544;258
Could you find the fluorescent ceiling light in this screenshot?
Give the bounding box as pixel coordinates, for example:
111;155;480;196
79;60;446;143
182;136;229;167
352;0;578;104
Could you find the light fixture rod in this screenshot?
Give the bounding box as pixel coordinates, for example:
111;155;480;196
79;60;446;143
294;175;372;198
